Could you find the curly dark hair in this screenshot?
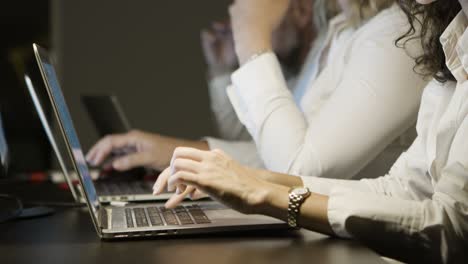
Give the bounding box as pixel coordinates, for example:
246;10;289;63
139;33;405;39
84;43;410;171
396;0;461;83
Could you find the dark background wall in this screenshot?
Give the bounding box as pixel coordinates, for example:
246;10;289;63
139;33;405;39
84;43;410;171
0;0;51;172
51;0;232;151
1;1;232;173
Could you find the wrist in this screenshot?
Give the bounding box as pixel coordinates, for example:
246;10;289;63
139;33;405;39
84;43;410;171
251;181;289;220
207;66;235;80
236;35;272;65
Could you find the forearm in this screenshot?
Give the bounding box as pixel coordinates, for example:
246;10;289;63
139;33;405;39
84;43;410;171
229;53;309;173
156;135;210;167
254;169;303;187
163;135;210;151
257;181;334;236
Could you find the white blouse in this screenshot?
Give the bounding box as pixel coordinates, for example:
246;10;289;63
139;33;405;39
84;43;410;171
301;11;468;263
205;14;355;169
224;4;427;179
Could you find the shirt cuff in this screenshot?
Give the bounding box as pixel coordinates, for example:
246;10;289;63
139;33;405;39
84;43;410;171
327;187;356;238
326;186;425;239
229;52;293;138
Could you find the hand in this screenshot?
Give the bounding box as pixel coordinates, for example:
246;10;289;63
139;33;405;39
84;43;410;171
86;130;178;172
201;21;238;78
153;167;209;206
153;147;273;214
229;0;291;64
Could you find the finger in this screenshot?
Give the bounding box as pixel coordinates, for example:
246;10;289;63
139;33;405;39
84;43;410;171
86;135;122;163
167;171;197;192
175;185;187;194
87;134;135;165
201;29;216;45
201;30;217;62
171;158;202;175
189;189;208;200
172;147;208;162
153;168;171;195
112;152;152;171
170;147;208;174
212;21;228;34
165;186;196;209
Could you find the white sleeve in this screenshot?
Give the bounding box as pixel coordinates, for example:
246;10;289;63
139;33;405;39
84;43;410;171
208;74;251;141
302;128;468;263
206;74;263;169
228;37;425;178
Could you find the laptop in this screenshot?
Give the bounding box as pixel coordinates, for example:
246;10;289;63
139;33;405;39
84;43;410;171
81;93;169;201
81;94;131;137
32;43;286;239
26;50;172;203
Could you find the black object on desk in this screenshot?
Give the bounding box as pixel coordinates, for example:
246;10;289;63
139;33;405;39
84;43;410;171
0;111;56;223
0;181;386;264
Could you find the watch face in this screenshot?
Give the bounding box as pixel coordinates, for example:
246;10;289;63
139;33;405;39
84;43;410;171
293;188;309;196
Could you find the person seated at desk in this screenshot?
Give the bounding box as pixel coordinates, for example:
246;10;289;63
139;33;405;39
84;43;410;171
86;0;428;183
153;0;468;262
200;0;316;154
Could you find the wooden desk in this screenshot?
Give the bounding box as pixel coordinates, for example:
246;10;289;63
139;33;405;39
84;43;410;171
0;181;385;264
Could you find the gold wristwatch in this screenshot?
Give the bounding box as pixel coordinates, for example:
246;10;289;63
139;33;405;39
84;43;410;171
287;187;311;228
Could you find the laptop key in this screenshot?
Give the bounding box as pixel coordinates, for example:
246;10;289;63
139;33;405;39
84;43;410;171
133;208;149;227
161;210;179;225
125;208;134;228
176;211;194;225
147;207;163;226
174;206;186;212
188;209;211;224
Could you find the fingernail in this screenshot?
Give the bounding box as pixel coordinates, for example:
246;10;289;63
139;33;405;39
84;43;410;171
153;184;160;195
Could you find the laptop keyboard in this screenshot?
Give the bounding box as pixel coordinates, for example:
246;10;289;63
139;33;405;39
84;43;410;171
125;204;211;228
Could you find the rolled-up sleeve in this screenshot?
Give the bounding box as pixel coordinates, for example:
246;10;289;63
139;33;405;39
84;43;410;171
205;74;264;169
208;74;251;141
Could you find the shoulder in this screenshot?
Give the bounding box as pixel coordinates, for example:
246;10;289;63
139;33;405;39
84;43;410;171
342;4;426;78
357;4;409;39
349;4;419;53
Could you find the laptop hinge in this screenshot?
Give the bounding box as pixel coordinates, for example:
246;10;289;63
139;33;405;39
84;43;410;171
98;207;109;230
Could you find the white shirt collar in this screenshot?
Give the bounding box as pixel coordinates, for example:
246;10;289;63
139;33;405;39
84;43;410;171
440;11;468;82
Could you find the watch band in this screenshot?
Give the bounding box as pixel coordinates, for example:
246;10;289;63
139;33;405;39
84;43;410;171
287;187;310;228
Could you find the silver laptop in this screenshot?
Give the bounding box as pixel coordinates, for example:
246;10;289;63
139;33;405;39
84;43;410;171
32;43;286;239
27;48;172;203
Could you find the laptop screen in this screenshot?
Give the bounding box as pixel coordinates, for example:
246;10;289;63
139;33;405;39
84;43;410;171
33;45;100;216
25;74;80;201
